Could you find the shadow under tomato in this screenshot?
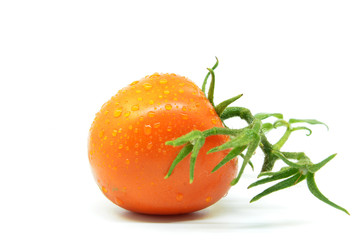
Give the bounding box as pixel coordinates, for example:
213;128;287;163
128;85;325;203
93;197;307;229
118;209;209;223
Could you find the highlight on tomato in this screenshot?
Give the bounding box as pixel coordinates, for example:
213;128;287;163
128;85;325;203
88;58;349;215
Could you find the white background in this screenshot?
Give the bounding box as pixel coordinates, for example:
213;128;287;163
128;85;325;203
1;0;361;239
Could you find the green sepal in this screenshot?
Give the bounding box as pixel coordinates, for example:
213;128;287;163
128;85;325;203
165;130;203;146
164;143;193;179
207;68;216;106
202;57;219;93
306;172;349;215
207;129;255;153
248;168;299;189
189;138;206;183
254;113;283;120
250;173;306;203
291;126;312;136
215;94;243;116
289;118;329;130
212;146;244;173
307;153;337;173
258;166;291;177
273;151;302;169
231;135;260;185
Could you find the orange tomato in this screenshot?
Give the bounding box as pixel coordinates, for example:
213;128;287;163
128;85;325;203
88;73;237;215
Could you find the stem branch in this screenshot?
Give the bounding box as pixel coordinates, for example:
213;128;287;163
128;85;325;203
220;107;276;172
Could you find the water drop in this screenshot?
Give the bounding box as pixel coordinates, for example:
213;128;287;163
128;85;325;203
112;130;118;137
176;193;184;202
130;81;139;86
124;111;130;117
163;90;170;95
143;83;153;90
144;125;152;135
99;130;104;138
181;113;188;120
113;109;122;117
205;196;212;203
160;79;168;84
149;100;154;105
148;111;155;117
101;186;108;193
165;104;172;110
131;105;139;111
178;89;184;94
146;142;153;150
154;122;161;128
181;106;187;111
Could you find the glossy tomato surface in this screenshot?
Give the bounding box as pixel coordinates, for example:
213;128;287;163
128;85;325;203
88;73;238;215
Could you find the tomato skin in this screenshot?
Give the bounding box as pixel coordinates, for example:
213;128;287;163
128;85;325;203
88;73;237;215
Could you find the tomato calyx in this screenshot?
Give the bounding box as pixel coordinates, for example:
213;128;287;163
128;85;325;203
165;57;350;215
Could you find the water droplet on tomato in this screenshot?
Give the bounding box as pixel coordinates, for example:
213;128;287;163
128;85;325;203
163;90;170;95
112;130;118;137
167;126;172;132
131;105;139;111
176;193;184;201
205;196;212;203
125;159;130;165
144;125;152;135
143;83;153;90
130;81;139;86
146;142;153;150
154;122;161;128
181;113;188;119
99;129;104;138
124;111;130;117
178;89;184;94
148;111;155;117
160;79;168;84
165;104;172;110
113;109;122;117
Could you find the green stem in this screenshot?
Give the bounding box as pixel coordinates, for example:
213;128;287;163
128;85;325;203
203;127;245;137
274;128;292;150
220;107;276;172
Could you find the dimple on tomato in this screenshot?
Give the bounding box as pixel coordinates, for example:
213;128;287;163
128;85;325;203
88;73;237;215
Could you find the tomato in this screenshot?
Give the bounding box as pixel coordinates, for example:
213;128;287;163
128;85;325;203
88;73;237;215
